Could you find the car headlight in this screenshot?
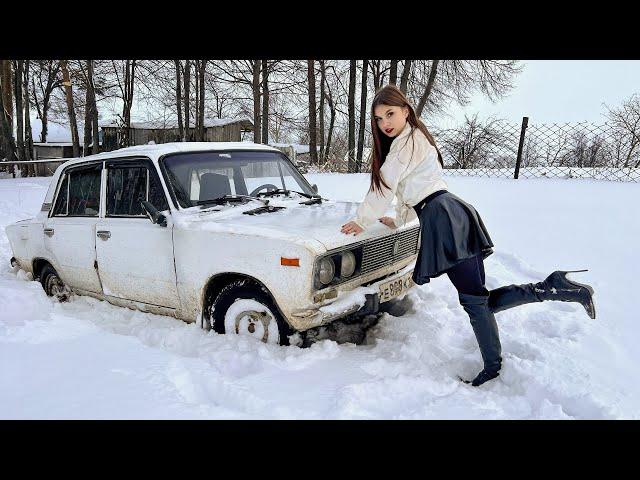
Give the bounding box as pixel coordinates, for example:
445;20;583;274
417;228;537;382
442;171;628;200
318;257;335;285
340;251;356;277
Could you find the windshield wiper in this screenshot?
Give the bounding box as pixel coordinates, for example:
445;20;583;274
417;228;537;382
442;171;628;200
196;194;267;207
257;188;319;200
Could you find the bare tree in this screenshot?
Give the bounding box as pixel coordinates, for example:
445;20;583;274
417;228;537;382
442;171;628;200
252;61;261;143
0;60;17;163
174;60;184;141
389;60;398;85
262;59;269;144
60;60;80;157
318;60;325;160
13;61;24;162
30;60;61;142
605;94;640;168
196;59;207;141
436;114;508;169
23;60;34;173
347;60;356;172
111;60;136;146
399;60;411;94
307;60;317;165
183;60;190;141
356;59;368;171
415;60;439;117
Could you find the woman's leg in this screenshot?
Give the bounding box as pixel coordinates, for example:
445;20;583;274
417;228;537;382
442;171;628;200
488;270;596;319
446;254;486;296
447;255;502;386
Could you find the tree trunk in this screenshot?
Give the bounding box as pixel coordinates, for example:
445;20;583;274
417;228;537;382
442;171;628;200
348;60;357;172
399;60;412;94
183;59;190;141
416;59;440;117
325;90;336;163
89;61;99;154
175;60;183;141
389;60;398;85
307;60;317;165
318;60;325;161
83;66;92;157
0;64;17;164
23;61;34;175
36;61;61;143
14;61;24;163
357;60;368;172
252;60;261;144
261;59;269;145
1;60;12;132
199;60;206;141
195;60;200;140
60;60;80;157
125;60;136;146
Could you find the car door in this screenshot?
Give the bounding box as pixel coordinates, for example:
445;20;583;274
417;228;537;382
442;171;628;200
94;158;180;309
44;162;103;294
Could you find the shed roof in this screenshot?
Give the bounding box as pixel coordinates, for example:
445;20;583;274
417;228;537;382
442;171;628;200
98;116;254;130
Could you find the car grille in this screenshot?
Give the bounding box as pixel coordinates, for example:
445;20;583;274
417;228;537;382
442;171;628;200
360;226;420;275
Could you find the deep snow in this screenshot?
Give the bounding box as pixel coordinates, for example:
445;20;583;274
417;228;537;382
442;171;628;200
1;173;638;419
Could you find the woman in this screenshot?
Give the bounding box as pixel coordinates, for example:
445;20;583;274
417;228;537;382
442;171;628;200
340;85;596;387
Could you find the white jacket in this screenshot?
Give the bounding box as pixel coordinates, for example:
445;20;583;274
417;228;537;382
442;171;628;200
353;122;448;230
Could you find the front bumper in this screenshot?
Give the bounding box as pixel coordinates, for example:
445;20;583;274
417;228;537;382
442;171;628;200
289;263;415;331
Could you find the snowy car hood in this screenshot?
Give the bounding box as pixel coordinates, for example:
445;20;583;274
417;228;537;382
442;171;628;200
172;197;414;253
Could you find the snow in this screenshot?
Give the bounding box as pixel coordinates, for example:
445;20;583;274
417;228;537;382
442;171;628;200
1;173;639;419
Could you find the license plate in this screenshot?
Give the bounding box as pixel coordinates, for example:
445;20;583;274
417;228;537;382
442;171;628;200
378;270;415;303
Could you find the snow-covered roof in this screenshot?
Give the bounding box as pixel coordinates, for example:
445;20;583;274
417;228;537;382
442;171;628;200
269;143;316;155
98;116;254;130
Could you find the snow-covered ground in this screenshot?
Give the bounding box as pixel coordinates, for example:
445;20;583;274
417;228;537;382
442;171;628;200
1;173;638;419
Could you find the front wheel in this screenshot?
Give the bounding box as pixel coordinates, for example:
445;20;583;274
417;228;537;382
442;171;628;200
209;280;292;345
39;264;71;302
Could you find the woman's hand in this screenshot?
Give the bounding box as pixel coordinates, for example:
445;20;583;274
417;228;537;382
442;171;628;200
341;221;364;235
379;216;397;229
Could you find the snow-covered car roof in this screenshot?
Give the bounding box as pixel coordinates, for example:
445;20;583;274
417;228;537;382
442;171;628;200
54;142;283;169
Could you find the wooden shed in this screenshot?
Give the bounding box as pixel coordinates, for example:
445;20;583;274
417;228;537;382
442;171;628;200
99;117;254;151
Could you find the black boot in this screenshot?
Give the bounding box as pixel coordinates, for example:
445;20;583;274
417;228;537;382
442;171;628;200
459;291;502;387
488;269;596;319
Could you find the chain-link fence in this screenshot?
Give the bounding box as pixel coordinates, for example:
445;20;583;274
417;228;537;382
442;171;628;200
309;119;640;183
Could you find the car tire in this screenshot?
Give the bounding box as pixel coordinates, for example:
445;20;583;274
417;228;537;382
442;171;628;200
39;264;71;302
209;279;292;346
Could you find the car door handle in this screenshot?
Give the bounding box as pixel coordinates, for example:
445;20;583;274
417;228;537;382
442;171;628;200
97;230;111;240
44;228;54;237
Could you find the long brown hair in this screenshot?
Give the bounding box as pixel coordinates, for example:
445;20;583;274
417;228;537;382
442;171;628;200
369;85;444;193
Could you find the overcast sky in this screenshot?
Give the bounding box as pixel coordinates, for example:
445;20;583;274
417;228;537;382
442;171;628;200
432;60;640;128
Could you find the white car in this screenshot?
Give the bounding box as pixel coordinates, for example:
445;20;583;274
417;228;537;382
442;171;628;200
6;142;419;345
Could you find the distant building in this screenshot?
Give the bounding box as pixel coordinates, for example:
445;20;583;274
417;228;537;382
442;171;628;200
99;117;254;151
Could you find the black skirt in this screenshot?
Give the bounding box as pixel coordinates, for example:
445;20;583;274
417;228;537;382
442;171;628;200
411;190;494;285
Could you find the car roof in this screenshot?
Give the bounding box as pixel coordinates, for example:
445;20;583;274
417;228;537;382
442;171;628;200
55;142;283;169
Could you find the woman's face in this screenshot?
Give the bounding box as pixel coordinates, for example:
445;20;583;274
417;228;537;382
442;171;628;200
374;104;409;138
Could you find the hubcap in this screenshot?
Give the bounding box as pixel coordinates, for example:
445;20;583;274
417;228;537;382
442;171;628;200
47;275;68;301
228;309;278;343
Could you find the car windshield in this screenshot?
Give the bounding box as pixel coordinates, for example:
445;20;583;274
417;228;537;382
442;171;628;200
161;150;316;209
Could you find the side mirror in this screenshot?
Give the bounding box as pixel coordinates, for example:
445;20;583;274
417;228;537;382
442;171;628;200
311;184;318;194
141;200;167;227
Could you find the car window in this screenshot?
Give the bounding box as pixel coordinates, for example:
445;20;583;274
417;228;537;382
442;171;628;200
107;166;147;216
67;164;102;217
149;169;169;211
52;174;69;216
162;151;314;208
107;164;169;216
189;167;237;202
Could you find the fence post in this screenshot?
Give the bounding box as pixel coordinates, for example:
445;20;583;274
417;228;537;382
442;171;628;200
514;116;529;179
